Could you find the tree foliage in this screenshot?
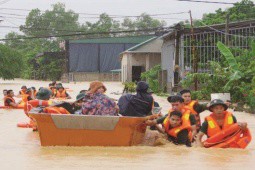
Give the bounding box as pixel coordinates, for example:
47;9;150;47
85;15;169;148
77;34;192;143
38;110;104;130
2;3;166;80
0;44;23;80
181;41;255;111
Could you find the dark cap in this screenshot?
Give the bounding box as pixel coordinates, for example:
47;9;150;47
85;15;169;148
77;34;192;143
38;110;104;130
36;88;52;100
75;93;86;102
209;99;228;112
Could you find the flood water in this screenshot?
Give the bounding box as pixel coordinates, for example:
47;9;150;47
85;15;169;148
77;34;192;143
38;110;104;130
0;79;254;170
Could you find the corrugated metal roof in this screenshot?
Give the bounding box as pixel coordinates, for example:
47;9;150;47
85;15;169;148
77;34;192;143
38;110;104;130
120;36;162;54
70;35;155;44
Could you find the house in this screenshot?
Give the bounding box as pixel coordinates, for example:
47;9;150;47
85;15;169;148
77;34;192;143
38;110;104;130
161;20;255;93
62;35;155;82
120;37;163;82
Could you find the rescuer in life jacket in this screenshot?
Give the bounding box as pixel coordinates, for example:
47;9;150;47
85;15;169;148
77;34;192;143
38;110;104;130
195;99;248;147
4;90;19;107
53;84;71;99
146;110;192;146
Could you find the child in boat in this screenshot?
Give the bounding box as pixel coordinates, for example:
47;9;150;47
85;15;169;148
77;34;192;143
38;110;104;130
146;110;192;146
195;99;247;147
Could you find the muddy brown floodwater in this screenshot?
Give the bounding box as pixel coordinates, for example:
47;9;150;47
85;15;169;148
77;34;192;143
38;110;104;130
0;79;254;170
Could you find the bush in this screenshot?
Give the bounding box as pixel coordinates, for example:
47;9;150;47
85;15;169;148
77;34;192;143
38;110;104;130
181;41;255;111
141;65;162;93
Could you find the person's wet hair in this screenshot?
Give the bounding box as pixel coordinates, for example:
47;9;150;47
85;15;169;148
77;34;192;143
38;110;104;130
7;90;13;95
167;95;184;103
3;89;7;92
179;89;191;95
170;111;182;118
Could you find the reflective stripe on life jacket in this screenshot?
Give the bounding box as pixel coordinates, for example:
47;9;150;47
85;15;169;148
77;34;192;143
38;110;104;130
186;100;201;130
163;109;192;141
206;111;234;138
4;96;15;106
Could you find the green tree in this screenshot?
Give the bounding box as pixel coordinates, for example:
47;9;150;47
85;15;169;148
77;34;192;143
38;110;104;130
0;44;23;80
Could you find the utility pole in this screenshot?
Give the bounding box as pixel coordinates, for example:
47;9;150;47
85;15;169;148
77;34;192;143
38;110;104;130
189;10;198;90
225;13;230;46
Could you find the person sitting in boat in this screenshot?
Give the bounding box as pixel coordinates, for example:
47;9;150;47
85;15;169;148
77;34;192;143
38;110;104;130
118;81;154;117
53;84;71;99
195;99;248;147
82;81;118;116
72;93;86;114
48;83;56;98
146;110;192;146
19;85;27;96
4;90;19;107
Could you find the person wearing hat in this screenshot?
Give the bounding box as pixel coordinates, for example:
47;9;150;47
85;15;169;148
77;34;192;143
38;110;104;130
54;84;71;99
82;81;118;116
22;88;53;131
72;93;86;114
195;99;248;147
118;81;154;117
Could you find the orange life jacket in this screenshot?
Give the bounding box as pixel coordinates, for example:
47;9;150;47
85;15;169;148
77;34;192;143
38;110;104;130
43;106;70;114
163;108;192;141
19;90;26;95
21;94;30;103
186;100;201;130
4;96;16;106
24;99;51;116
55;89;67;98
206;111;234;138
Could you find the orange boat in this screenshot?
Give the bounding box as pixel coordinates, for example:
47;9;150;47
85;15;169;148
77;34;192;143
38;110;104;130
28;112;147;146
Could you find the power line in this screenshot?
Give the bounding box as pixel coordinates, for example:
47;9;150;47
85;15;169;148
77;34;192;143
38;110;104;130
0;26;173;41
0;7;189;18
197;20;255;39
0;0;11;5
176;0;235;4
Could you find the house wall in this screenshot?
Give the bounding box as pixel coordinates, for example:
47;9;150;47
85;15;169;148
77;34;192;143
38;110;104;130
121;53;161;82
161;39;175;93
61;72;121;82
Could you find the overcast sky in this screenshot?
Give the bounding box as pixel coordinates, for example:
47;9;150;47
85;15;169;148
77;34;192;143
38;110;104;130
0;0;248;38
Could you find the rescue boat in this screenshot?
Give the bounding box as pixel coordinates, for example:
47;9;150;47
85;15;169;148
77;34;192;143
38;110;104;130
28;112;147;146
